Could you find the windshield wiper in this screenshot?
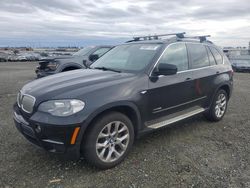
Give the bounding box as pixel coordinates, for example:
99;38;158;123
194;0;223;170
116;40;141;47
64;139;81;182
94;66;121;73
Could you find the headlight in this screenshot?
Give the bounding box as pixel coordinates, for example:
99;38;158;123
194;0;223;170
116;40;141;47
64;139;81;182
47;62;58;70
38;99;85;117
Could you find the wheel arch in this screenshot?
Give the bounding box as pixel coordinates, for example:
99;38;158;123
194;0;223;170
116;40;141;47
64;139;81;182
209;83;232;109
59;63;83;72
62;66;81;72
80;102;142;142
219;84;231;98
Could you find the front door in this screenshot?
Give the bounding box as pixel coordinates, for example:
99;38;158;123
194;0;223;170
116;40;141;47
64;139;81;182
146;43;196;122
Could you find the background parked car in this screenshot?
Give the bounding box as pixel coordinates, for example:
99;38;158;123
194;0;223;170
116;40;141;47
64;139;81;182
21;52;42;61
16;55;27;62
231;59;250;72
0;52;8;62
36;45;113;78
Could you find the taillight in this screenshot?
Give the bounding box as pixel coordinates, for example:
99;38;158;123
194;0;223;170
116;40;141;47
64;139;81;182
229;69;234;77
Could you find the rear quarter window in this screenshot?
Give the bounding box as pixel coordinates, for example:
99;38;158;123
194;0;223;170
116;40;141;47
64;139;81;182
206;46;217;65
209;47;223;64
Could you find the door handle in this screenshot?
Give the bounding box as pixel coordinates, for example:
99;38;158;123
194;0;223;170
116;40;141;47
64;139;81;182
185;77;191;81
216;71;220;74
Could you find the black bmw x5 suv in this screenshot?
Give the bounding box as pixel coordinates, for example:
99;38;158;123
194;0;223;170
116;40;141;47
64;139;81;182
13;33;233;169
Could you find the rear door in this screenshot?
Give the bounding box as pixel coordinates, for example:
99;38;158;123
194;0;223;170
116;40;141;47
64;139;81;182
186;43;217;108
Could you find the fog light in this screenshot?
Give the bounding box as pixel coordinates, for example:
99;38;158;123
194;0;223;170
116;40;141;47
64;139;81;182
35;125;41;133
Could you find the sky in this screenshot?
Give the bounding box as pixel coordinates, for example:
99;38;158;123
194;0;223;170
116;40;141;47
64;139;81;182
0;0;250;47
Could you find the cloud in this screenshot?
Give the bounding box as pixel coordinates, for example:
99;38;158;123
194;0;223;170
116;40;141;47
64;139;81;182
0;0;249;47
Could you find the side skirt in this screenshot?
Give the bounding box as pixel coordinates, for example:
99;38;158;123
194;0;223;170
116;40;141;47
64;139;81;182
146;106;206;129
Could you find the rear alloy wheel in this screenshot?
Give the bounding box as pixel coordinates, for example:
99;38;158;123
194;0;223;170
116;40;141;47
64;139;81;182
204;89;228;121
214;93;227;118
83;112;134;169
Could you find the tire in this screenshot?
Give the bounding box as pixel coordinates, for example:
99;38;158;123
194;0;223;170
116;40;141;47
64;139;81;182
204;89;228;122
82;112;134;169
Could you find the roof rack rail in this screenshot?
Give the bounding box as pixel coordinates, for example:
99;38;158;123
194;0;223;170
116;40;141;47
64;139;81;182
126;33;212;43
126;32;186;43
183;35;211;43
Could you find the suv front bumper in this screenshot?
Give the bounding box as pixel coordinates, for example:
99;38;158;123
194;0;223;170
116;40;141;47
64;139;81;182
13;106;81;159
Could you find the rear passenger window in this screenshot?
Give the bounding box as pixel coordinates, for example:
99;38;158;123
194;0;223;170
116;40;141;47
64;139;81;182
158;43;188;72
206;47;216;65
187;44;209;69
209;47;223;64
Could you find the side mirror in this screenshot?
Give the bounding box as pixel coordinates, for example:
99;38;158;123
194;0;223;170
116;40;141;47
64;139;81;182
153;63;177;76
89;54;99;62
83;59;89;68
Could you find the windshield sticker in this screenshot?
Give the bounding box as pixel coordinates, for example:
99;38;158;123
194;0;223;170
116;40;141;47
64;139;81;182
140;45;160;50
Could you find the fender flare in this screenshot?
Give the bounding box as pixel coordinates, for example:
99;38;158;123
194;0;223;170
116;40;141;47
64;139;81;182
59;63;83;72
77;101;142;146
209;82;232;108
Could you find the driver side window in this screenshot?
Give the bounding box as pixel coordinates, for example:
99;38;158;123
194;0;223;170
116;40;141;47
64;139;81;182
158;43;188;72
92;48;111;57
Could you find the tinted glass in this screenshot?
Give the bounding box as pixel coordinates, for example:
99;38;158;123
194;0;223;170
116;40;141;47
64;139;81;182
206;46;216;65
91;44;161;72
232;59;250;66
187;44;209;69
158;43;188;71
92;48;111;57
209;47;223;64
73;47;94;56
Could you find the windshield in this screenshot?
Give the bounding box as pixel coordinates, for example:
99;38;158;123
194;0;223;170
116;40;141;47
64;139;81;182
73;47;94;56
90;44;162;72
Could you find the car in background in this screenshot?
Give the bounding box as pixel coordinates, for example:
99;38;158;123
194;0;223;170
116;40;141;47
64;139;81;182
231;59;250;72
16;55;28;62
0;52;8;62
35;45;113;78
22;52;42;61
8;53;36;62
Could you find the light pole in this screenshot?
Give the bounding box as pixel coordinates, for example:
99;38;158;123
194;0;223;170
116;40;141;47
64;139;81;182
248;42;250;55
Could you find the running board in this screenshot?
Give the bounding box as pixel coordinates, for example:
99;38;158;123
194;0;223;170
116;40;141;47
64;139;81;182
147;108;205;129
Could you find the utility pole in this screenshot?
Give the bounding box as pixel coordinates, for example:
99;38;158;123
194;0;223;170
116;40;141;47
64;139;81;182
249;42;250;55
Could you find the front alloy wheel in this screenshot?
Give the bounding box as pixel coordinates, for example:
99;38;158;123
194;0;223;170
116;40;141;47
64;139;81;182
96;121;130;163
83;112;134;169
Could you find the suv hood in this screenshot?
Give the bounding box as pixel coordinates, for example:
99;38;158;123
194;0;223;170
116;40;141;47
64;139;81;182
22;69;136;102
40;55;87;63
41;55;74;61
